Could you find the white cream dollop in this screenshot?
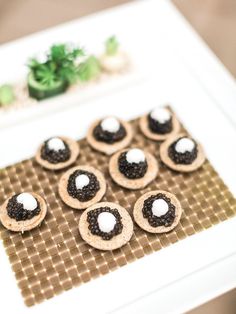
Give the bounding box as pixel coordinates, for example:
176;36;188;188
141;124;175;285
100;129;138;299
17;193;38;211
97;212;116;233
152;199;169;217
175;137;195;154
150;107;171;124
101;117;120;133
47;137;65;151
75;174;90;190
126;148;146;164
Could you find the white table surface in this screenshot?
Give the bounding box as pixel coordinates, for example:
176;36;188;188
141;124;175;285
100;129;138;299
0;1;236;314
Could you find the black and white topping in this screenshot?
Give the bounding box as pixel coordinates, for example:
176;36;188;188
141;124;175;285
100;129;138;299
168;136;198;165
118;148;148;179
87;206;123;240
148;107;173;134
142;193;175;227
41;137;71;164
7;192;41;221
93;117;126;144
67;170;100;202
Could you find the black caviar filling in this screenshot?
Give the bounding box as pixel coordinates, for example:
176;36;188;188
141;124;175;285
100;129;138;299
87;206;123;240
148;113;172;134
143;193;175;227
7;194;41;221
41;138;71;164
168;137;198;165
93;122;126;144
118;151;148;179
67;170;100;202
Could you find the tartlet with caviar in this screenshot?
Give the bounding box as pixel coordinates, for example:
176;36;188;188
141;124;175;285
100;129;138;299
133;190;182;233
0;192;47;232
59;165;106;209
109;147;158;190
140;106;180;141
79;202;133;250
160;133;205;172
87;116;133;155
36;136;79;170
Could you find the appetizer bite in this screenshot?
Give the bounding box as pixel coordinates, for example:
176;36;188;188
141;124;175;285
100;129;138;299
79;202;133;250
160;133;205;172
133;190;182;233
100;36;129;73
109;148;158;190
36;136;79;170
58;165;106;209
27;44;84;100
87;116;133;155
140;106;180;141
0;192;47;232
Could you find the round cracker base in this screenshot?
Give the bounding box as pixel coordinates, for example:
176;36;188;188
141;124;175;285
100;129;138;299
58;165;106;210
0;192;47;232
86;119;133;155
35;136;79;170
133;190;182;233
139;111;180;141
109;149;159;190
160;133;206;172
79;202;133;250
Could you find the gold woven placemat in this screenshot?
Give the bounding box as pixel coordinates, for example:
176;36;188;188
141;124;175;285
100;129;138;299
0;117;235;307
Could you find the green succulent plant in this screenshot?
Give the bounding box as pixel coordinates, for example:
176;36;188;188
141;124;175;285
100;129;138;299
27;43;84;100
78;56;101;82
0;84;15;106
28;44;84;87
105;36;119;56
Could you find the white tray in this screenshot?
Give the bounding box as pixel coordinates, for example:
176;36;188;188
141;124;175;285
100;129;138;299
0;1;236;313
